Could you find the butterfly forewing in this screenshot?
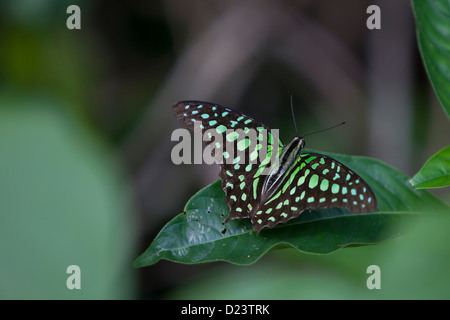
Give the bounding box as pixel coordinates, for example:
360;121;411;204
173;101;284;222
251;153;377;231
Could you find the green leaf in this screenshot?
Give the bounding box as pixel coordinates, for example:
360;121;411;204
410;145;450;189
412;0;450;118
134;152;447;267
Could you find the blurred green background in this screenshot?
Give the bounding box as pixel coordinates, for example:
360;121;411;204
0;0;449;299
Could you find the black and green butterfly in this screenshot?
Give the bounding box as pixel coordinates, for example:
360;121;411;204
173;101;377;232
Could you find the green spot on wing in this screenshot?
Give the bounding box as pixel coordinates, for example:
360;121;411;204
320;179;329;191
300;190;306;200
216;125;227;134
309;174;319;189
332;184;340;194
237;138;251;151
226;131;239;142
253;178;259;199
304;156;316;163
264;189;282;205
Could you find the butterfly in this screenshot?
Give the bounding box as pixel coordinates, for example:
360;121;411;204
173;100;377;232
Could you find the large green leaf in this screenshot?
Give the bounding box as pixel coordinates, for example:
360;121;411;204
410;145;450;189
134;152;447;267
412;0;450;117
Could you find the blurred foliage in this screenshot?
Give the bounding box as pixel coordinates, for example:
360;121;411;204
412;0;450;118
0;0;449;300
0;95;136;299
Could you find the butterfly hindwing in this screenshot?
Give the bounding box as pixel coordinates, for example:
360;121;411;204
251;153;377;231
173;101;284;222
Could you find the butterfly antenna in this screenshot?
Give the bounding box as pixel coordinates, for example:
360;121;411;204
289;92;299;135
302;121;346;138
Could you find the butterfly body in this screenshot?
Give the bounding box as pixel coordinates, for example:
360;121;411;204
173;101;377;232
261;136;305;203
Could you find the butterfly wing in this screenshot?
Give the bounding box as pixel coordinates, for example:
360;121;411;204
251;153;377;232
173;101;284;222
